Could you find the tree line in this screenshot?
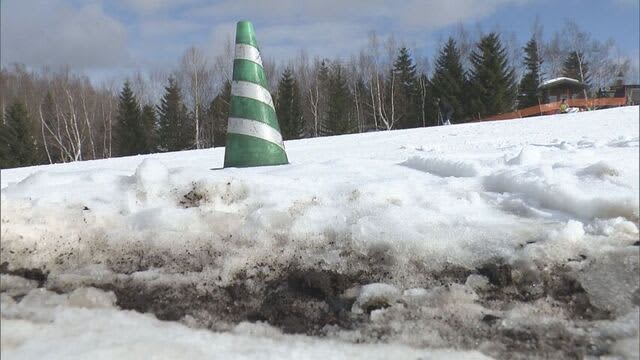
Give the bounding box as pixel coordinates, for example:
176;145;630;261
1;21;633;168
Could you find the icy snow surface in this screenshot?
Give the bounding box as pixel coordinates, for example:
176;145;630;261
1;107;639;359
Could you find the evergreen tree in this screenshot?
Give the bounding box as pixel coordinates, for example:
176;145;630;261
430;38;467;122
276;67;304;140
0;101;36;168
321;64;355;136
114;81;147;156
0;121;18;169
205;81;231;147
316;59;330;134
467;33;517;118
140;104;157;153
392;47;419;128
157;77;193;152
518;36;543;109
318;60;330;85
562;51;591;87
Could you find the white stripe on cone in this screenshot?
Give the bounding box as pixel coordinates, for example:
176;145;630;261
227;117;285;149
231;80;275;110
234;44;263;66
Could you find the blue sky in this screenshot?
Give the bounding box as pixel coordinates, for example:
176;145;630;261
1;0;638;83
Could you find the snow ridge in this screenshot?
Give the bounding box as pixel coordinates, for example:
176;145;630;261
1;106;639;359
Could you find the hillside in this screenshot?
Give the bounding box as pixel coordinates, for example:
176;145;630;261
1;107;639;359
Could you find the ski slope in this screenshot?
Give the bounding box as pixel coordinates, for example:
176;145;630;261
1;106;639;359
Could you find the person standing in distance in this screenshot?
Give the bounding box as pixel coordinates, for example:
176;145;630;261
436;97;454;125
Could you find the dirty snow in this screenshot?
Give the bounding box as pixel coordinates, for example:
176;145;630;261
1;106;639;359
1;287;489;360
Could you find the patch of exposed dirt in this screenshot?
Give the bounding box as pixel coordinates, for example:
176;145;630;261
1;254;634;359
0;262;49;286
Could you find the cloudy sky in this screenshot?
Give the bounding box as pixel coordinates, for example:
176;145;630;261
1;0;638;83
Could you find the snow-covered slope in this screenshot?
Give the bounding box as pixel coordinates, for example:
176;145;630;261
1;107;639;359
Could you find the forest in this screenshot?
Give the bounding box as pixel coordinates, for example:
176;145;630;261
0;21;634;168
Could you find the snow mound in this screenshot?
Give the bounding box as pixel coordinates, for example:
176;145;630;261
506;146;540;166
67;287;118;309
576;161;620;178
134;158;170;203
0;275;39;298
351;283;401;314
0;287;492;360
549;220;585;242
402;156;479;177
1;106;639;359
607;136;639;148
484;168;638;221
585;217;639;236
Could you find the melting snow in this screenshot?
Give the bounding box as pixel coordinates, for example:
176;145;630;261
1;106;639;359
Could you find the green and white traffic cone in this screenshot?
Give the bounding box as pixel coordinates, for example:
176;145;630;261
223;21;289;168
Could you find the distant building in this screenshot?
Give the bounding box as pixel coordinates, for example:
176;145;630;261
537;77;587;103
483;76;632;121
599;84;640;106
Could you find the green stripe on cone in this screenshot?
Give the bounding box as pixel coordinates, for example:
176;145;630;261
225;133;288;167
233;59;269;88
224;21;289;168
230;96;278;125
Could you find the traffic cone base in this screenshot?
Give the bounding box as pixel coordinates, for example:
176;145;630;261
224;133;288;167
224;21;288;168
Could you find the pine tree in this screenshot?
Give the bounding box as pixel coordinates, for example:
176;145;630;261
318;60;330;85
140;104;157;153
562;51;591;87
314;60;331;137
114;81;147;156
467;33;517;118
206;81;231;147
0;101;36;168
0;121;18;169
157;77;193;152
430;38;467;122
322;64;355;136
392;47;419;128
518;36;543;109
276;67;304;140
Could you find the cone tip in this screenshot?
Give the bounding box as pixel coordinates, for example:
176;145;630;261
235;20;255;33
235;21;257;47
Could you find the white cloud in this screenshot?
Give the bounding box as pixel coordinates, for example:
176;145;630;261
0;0;131;69
188;0;532;61
117;0;205;15
203;20;372;69
0;0;536;76
187;0;531;28
139;19;205;37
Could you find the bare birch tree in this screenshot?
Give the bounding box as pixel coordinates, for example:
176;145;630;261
179;46;213;149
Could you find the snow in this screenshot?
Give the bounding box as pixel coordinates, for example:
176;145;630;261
505;146;540;165
402;156;480;177
1;288;489;360
351;283;400;314
1;106;639;358
539;76;584;89
549;220;585;242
